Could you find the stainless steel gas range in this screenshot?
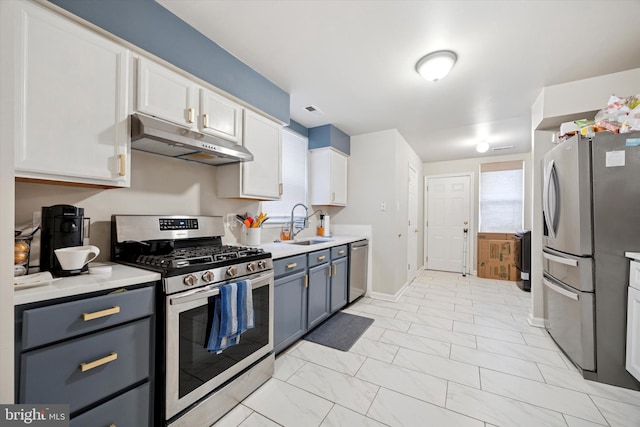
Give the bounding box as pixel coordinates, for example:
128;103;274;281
111;215;274;426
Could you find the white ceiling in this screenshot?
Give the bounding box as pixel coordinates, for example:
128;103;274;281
158;0;640;162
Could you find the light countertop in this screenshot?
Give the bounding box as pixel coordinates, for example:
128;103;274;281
259;235;367;259
13;236;367;304
14;263;161;305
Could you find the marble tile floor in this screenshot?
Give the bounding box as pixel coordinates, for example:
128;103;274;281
213;270;640;427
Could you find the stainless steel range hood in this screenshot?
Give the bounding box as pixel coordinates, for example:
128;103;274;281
130;113;253;165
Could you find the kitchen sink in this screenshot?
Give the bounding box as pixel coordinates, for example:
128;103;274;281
285;238;333;245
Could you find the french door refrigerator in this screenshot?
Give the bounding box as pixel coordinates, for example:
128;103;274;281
543;130;640;390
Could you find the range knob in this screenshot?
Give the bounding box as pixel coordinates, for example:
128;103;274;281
247;262;256;272
183;274;198;287
226;266;238;277
202;271;215;283
257;260;267;270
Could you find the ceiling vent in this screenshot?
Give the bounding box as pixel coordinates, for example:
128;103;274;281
303;105;324;115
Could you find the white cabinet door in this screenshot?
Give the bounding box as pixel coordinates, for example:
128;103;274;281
216;111;282;200
199;88;243;143
310;148;348;206
11;1;131;187
137;57;197;128
627;286;640;381
242;111;282;199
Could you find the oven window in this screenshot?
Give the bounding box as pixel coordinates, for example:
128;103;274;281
178;284;270;398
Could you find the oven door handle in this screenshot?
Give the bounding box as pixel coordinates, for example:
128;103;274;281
169;273;273;306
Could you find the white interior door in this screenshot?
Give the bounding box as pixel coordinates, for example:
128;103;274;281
407;165;418;281
425;174;471;273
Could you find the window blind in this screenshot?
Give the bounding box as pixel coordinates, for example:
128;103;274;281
479;160;524;232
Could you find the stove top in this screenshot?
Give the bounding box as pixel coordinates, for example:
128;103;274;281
126;244;269;274
111;215;273;290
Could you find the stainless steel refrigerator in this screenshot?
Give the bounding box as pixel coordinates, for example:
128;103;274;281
542;130;640;390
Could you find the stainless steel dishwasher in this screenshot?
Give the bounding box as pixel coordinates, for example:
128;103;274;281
349;239;368;303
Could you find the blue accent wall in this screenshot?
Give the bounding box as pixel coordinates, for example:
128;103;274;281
309;124;350;155
286;120;309;138
49;0;290;124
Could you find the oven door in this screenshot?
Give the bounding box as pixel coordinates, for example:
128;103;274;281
165;271;273;420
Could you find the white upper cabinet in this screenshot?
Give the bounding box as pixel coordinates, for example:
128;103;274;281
310;147;348;206
136;57;198;128
136;58;244;145
10;1;131;187
217;110;282;200
199;88;243;143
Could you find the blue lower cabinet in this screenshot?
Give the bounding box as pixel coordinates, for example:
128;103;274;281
330;256;348;313
16;283;155;426
20;318;151;413
70;382;150;427
274;271;308;353
307;262;331;329
274;246;350;354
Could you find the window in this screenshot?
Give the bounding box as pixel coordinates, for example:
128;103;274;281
479;160;524;232
261;129;308;223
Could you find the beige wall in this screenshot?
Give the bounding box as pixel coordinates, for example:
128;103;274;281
15;150;268;263
423;152;533;274
333;129;424;298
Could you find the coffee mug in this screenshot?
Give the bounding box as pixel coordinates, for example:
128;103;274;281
54;245;100;271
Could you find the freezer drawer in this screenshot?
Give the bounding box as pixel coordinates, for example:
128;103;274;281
543;274;595;371
543;247;593;292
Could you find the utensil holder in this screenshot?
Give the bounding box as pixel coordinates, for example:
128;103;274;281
242;228;261;246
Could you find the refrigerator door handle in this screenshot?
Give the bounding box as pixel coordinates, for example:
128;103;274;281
543;276;579;301
550;163;560;234
543;160;556;239
542;251;578;267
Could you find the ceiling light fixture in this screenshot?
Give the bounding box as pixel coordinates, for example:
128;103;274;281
476;141;490;153
415;50;457;82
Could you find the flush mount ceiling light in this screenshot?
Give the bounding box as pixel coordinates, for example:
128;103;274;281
415;50;457;82
476;141;490;153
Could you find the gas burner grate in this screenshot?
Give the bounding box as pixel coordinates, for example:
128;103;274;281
131;244;267;270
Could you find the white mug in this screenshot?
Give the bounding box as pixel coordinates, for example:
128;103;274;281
55;245;100;271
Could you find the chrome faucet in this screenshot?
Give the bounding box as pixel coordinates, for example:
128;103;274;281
290;203;309;240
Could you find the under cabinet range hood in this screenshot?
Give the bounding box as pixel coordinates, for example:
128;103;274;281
130;113;253;166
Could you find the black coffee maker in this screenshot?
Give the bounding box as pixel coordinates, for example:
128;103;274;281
40;204;86;276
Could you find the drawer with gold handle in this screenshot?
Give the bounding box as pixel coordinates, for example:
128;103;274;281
80;352;118;372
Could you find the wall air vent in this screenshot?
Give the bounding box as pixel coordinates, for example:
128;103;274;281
492;145;514;151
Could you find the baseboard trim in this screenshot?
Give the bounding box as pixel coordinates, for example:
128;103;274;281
527;314;545;328
370;280;412;302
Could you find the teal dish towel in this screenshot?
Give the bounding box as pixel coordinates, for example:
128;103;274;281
206;280;254;353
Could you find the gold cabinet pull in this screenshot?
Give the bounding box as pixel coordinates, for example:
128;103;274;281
82;306;120;321
279;183;283;195
109;424;116;427
117;154;126;177
187;108;195;123
328;265;332;277
304;274;308;288
286;262;297;270
333;265;337;276
317;255;326;261
80;352;118;372
338;250;345;255
203;113;209;128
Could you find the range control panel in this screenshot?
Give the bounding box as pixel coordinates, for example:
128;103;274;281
159;218;199;231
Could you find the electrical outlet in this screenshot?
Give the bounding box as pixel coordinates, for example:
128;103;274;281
380;202;386;211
